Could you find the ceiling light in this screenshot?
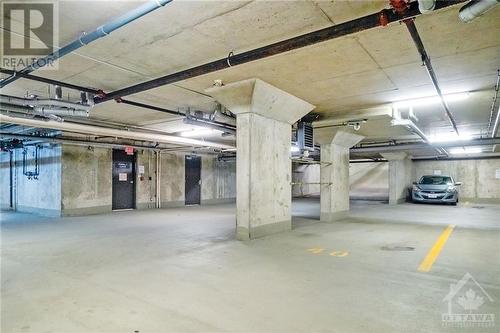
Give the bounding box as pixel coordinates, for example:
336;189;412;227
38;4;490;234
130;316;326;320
393;92;470;108
428;132;472;143
449;147;483;155
180;128;222;137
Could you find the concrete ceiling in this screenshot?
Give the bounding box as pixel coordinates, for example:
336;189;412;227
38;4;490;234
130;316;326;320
1;0;500;143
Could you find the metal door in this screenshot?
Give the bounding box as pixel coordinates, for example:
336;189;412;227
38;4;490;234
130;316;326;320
112;149;136;210
185;155;201;205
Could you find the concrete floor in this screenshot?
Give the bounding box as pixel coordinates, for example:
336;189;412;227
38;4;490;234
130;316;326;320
1;199;499;332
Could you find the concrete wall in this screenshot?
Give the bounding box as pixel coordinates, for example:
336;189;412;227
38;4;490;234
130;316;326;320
61;146;112;216
6;145;62;216
159;153;185;207
292;162;389;200
136;150;157;210
350;162;389;200
59;146;236;214
413;158;500;203
201;156;236;205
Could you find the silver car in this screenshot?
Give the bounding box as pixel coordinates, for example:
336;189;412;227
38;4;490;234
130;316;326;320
412;175;461;205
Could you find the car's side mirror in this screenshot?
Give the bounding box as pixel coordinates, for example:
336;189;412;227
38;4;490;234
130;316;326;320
455;182;462;186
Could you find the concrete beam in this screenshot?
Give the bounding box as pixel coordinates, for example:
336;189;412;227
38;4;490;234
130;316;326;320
206;78;314;125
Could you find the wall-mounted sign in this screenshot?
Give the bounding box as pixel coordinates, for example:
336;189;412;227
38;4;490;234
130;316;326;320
433;170;442;175
496;169;500;179
118;173;127;181
138;165;145;174
125;146;134;155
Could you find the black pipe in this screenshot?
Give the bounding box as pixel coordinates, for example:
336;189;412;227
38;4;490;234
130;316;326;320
118;99;183;117
95;1;466;103
0;69;237;126
0;69;99;94
404;19;460;135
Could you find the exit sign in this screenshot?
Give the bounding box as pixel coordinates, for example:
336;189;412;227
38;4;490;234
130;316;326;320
125;146;134;155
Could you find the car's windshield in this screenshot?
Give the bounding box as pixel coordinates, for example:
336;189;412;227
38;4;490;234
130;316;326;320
419;176;452;185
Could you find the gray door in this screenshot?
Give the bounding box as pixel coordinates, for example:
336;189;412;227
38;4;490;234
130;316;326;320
185;155;201;205
112;149;136;210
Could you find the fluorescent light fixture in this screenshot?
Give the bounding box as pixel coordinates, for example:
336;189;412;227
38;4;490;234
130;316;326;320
393;92;470;108
180;128;222;137
449;147;483;155
291;145;300;153
428;132;472;143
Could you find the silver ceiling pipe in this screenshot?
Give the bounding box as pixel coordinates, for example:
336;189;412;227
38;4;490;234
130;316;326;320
0;113;235;149
0;0;173;88
459;0;500;22
418;0;436;13
0;94;91;117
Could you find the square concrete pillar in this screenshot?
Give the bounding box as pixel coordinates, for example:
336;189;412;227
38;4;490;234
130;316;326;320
381;152;413;204
315;128;364;222
206;79;314;240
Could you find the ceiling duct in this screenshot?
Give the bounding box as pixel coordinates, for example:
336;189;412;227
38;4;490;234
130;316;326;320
0;94;91;118
297;122;314;151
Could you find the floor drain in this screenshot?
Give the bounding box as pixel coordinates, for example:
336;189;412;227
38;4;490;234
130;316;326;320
472;206;485;209
381;246;415;251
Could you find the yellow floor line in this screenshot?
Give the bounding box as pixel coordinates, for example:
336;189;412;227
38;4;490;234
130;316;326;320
418;224;455;272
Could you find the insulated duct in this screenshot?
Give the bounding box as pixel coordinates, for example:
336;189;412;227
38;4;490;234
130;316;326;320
418;0;436;13
0;94;91;118
459;0;500;22
0;113;235;149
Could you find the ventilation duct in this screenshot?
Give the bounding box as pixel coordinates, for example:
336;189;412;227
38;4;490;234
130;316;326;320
0;94;92;118
297;122;314;151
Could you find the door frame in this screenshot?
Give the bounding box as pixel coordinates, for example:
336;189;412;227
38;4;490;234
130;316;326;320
184;154;201;205
112;149;137;210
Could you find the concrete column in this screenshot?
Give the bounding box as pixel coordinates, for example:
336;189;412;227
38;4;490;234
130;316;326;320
381;152;413;204
315;129;364;222
206;79;314;240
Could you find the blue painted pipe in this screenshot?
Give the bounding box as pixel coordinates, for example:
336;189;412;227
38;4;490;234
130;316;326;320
1;0;173;88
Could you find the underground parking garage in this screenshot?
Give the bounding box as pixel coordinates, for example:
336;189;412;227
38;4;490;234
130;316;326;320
1;0;500;331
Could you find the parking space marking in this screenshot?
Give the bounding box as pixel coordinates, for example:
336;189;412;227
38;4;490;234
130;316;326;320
307;248;324;254
418;224;455;272
329;251;349;257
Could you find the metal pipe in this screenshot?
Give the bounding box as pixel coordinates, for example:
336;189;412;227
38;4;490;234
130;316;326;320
0;68;99;94
0;0;173;88
418;0;437;13
391;118;447;156
156;151;161;209
1;94;91;113
488;69;500;137
0;70;239;129
0;113;235;149
183;118;236;135
351;137;500;153
459;0;500;22
0;133;159;150
95;1;466;103
404;19;460;136
405;22;460;135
